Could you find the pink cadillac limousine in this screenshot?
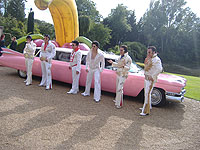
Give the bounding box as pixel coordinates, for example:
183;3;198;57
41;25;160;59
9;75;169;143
0;47;186;106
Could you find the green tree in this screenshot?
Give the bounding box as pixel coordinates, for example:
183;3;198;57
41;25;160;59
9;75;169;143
79;15;91;36
139;0;200;66
107;45;120;55
126;10;139;42
103;4;131;47
34;19;55;39
75;0;101;22
27;9;34;34
5;0;26;21
0;14;26;45
86;23;111;48
123;41;146;62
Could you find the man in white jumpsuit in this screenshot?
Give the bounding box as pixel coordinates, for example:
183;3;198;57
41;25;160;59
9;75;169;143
108;45;132;108
39;34;56;90
140;46;163;116
23;35;36;86
67;40;82;94
81;41;105;102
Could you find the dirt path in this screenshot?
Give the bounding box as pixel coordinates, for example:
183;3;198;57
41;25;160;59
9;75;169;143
0;67;199;150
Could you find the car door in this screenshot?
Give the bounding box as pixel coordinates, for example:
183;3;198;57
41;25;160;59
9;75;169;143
101;58;118;93
51;51;73;83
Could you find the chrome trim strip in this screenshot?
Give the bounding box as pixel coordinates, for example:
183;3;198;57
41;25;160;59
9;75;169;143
1;51;13;54
165;89;186;103
166;89;186;96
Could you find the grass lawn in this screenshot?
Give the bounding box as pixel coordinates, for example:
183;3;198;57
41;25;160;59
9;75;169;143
167;73;200;101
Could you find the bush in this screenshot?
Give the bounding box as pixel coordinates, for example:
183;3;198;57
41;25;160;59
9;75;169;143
123;41;146;62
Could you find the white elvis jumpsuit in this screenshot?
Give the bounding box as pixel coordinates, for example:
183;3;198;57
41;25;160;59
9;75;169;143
68;48;82;93
141;54;163;114
39;41;56;89
83;49;105;101
112;53;132;107
23;41;36;85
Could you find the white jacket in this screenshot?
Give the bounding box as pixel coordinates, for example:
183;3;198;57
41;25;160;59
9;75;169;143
112;52;132;78
86;49;105;72
69;48;82;72
23;41;36;59
144;54;163;81
40;41;56;62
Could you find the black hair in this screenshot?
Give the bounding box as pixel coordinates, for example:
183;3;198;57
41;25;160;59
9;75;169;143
92;41;100;48
26;35;32;41
44;34;50;40
148;46;157;53
72;40;79;46
120;45;128;53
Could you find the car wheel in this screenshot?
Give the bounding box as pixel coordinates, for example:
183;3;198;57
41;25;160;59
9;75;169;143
151;88;166;106
17;70;27;78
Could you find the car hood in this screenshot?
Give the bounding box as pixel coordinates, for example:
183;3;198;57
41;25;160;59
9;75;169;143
157;73;187;87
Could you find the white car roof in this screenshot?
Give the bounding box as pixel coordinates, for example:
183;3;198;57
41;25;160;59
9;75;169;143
37;47;119;60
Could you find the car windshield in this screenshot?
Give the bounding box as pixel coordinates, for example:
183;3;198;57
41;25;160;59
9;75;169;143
129;61;143;73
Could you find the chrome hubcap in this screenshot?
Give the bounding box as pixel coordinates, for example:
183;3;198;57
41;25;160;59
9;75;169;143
19;70;26;78
151;89;162;105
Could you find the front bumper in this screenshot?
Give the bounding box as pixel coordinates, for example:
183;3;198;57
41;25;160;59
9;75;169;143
166;89;186;103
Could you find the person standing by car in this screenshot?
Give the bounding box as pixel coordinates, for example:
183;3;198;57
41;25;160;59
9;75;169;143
0;34;6;48
81;41;105;102
23;35;36;86
10;36;17;50
39;34;56;90
67;40;82;94
108;45;132;108
140;46;163;116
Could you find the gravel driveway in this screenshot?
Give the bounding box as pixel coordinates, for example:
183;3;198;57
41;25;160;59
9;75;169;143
0;67;199;150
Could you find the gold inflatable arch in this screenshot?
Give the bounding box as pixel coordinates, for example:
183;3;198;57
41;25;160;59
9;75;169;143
34;0;79;46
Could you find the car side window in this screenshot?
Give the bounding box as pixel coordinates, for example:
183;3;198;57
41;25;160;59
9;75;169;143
55;51;86;65
81;55;87;65
56;51;71;62
105;58;116;70
34;48;41;57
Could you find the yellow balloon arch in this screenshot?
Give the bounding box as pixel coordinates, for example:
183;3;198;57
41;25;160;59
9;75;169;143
34;0;79;46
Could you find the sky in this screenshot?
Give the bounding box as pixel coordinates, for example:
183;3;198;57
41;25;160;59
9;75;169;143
25;0;200;24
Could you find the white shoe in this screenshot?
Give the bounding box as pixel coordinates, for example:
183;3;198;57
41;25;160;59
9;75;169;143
24;80;27;83
67;90;77;94
26;83;31;86
140;112;149;116
81;92;90;96
46;86;51;90
38;84;45;87
94;99;100;103
116;105;122;109
113;100;116;103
